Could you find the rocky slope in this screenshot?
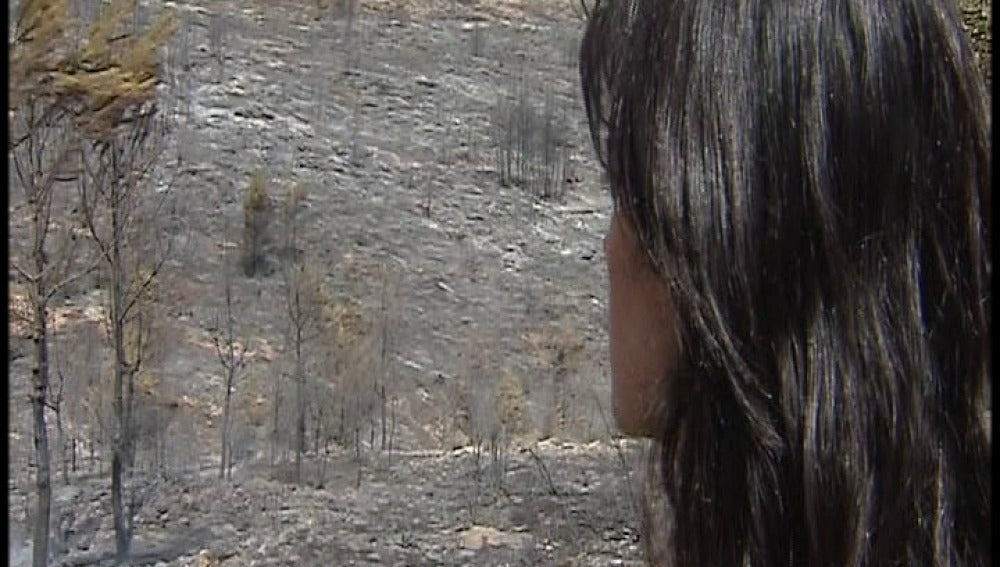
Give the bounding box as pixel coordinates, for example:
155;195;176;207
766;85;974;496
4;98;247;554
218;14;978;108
9;440;648;566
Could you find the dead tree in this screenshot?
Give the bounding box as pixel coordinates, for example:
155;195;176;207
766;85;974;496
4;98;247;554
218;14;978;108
279;186;324;483
49;342;72;486
212;259;248;480
8;2;123;563
282;261;325;484
373;265;400;453
9;85;92;567
69;2;175;551
79;101;171;559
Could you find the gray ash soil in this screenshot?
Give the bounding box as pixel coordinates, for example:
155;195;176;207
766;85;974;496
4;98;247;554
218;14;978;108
146;0;613;448
11;441;648;566
9;2;612;454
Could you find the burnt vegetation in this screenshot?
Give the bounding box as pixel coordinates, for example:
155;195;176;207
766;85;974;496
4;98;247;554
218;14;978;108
7;0;989;565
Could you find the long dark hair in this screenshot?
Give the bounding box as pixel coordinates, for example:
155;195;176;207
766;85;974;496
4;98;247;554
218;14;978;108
580;0;991;564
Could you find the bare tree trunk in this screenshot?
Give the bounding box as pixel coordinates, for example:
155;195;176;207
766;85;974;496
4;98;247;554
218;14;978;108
83;141;156;561
281;254;323;484
354;427;361;459
375;268;397;456
219;424;228;480
158;435;164;475
226;438;235;480
13;4;175;560
27;176;54;567
49;344;72;487
389;397;396;455
221;378;232;479
339;406;345;444
214;246;245;480
380;384;386;452
125;338;136;472
294;336;305;484
80;112;169;567
55;405;68;486
271;373;281;469
31;300;52;567
218;325;234;480
13;93;90;567
282;256;324;486
312;405;322;455
109;177;131;562
317;446;329;489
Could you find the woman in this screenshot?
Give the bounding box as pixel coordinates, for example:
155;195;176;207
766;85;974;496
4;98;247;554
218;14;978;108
580;0;991;564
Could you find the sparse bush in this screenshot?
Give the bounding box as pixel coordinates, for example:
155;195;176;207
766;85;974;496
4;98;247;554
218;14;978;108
491;80;571;201
458;337;518;488
325;293;377;458
498;365;528;438
130;372;180;476
226;422;256;477
333;0;359;23
237;365;270;428
242;170;271;277
372;264;402;453
284;181;309;212
208;12;228;81
279;259;328;483
466;367;500;478
277;182;309;264
432;373;471;450
470;24;486;58
523;320;586;439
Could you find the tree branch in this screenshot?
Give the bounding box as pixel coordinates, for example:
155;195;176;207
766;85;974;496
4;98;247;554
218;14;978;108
44;258;101;302
11;261;40;284
78;150;115;265
213;335;231;371
121;253;166;321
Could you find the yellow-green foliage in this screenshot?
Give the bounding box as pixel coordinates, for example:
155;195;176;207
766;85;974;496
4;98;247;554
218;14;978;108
134;370;162;398
521;320;585;373
324;295;370;351
242;170;271;276
10;0;75;106
289;262;325;308
11;0;176;136
283;182;309;218
498;366;527;437
245;170;270;215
